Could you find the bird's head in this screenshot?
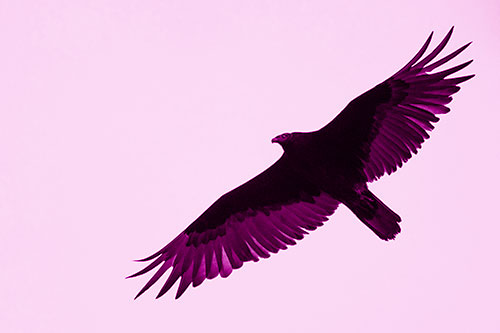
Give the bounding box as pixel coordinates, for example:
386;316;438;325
271;132;293;147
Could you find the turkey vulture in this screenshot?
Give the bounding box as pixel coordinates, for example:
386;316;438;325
128;27;473;299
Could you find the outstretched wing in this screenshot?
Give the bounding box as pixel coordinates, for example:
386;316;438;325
128;156;340;299
316;27;474;182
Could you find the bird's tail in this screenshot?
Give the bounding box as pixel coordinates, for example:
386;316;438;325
346;189;401;240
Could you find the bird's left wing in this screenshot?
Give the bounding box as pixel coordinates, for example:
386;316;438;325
128;156;339;299
315;27;473;182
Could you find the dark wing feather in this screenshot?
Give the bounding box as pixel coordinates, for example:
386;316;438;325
128;156;340;299
316;27;474;182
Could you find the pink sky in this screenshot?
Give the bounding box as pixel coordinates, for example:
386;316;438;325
1;1;499;332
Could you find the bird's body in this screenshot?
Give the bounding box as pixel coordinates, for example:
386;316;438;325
129;27;473;299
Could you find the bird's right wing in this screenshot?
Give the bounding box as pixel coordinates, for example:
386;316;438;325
128;156;340;299
315;27;473;182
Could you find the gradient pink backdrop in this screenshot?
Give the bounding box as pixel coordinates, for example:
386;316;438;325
1;1;499;332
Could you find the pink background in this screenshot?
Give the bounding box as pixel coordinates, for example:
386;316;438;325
1;1;499;332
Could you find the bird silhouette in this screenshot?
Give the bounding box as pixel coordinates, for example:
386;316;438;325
128;27;473;299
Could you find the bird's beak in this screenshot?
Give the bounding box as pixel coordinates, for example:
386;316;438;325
271;137;278;143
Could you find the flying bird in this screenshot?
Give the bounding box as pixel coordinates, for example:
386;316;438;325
128;27;473;299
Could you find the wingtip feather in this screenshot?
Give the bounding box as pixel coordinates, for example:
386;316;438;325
413;27;455;69
393;31;433;77
134;290;146;300
423;41;473;73
134;253;161;262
